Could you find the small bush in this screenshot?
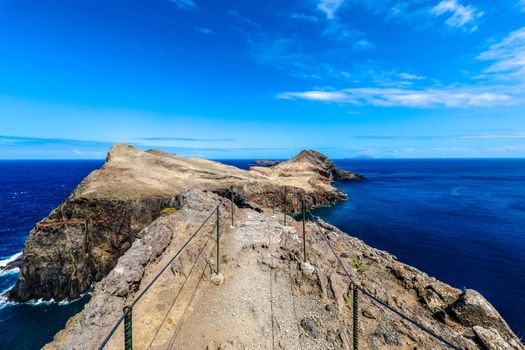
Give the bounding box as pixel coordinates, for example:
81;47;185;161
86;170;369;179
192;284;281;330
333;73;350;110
343;293;353;310
160;207;177;216
351;257;366;274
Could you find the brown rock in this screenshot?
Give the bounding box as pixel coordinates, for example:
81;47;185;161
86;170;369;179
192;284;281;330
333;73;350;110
9;144;358;302
447;290;516;340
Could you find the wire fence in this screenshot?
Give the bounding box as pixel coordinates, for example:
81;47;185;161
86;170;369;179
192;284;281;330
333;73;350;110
304;206;463;350
97;188;236;350
281;185;462;349
97;185;463;350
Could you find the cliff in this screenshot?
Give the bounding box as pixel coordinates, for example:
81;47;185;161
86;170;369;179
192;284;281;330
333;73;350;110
9;144;523;350
8;144;362;302
45;189;523;350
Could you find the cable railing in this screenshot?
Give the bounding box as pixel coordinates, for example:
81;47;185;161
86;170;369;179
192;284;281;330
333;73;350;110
96;185;463;350
306;209;463;349
97;188;236;350
277;184;462;349
283;187;462;350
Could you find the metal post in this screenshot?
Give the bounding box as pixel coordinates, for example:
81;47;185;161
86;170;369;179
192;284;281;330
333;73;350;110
123;305;133;350
302;197;306;262
283;186;287;226
230;186;234;226
216;206;220;274
353;286;359;350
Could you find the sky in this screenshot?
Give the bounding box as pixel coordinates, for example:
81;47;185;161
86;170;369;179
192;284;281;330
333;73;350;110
0;0;524;159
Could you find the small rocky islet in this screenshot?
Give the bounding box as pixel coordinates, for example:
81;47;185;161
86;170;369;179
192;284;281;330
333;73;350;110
5;144;524;349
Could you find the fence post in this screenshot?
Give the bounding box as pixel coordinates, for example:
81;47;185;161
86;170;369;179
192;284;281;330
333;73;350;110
230;186;234;226
283;186;287;226
216;207;220;274
302;197;306;262
123;305;133;350
353;286;359;350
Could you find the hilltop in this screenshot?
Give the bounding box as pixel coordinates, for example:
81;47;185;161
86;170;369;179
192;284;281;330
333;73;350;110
6;144;523;350
46;189;523;350
8;144;363;302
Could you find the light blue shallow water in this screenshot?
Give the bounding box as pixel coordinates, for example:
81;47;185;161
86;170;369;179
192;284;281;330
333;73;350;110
0;159;524;348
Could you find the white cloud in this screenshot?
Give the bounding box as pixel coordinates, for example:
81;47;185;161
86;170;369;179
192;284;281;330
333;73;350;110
277;87;514;108
478;27;525;80
195;27;215;35
397;72;425;80
290;12;320;22
317;0;345;20
321;20;373;49
459;133;525;139
429;0;483;30
520;0;525;11
169;0;198;11
281;90;349;102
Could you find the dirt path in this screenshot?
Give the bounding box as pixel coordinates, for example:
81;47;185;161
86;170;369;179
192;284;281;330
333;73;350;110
44;188;525;350
149;210;303;350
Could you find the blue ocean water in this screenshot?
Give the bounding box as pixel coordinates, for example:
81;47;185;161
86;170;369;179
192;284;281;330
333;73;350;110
0;159;524;348
221;159;525;337
0;160;103;350
311;159;525;338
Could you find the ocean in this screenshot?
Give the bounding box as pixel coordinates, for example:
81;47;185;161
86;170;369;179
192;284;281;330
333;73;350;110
311;159;525;339
0;159;523;349
0;160;103;350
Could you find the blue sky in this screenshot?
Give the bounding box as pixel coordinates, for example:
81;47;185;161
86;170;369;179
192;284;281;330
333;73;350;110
1;0;524;159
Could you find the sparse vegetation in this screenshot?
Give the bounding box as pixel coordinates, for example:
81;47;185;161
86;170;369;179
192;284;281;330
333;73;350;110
160;207;177;216
351;256;366;274
343;293;353;310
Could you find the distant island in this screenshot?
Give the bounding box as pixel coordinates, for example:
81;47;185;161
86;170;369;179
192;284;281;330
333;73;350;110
253;159;282;167
7;144;523;350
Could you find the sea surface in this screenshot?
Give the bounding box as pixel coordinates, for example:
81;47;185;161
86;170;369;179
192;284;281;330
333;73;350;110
312;159;525;338
0;159;524;349
0;160;103;350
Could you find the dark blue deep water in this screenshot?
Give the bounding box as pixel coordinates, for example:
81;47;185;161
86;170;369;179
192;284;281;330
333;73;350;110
312;159;525;338
221;159;525;338
0;160;103;350
0;159;524;348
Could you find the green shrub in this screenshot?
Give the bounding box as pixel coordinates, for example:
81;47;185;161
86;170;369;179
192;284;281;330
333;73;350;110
343;293;353;310
351;257;366;274
160;207;177;216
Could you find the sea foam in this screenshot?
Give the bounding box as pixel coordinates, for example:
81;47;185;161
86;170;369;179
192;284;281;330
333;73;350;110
0;252;22;268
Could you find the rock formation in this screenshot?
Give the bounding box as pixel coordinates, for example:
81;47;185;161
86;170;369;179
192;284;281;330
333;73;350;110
9;143;522;350
8;144;363;302
44;189;524;350
253;159;281;167
269;149;365;181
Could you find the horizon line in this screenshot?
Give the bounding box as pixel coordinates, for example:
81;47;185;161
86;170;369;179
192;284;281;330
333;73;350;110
1;156;525;161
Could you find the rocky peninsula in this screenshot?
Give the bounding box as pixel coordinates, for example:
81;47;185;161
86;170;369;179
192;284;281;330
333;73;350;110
6;144;523;350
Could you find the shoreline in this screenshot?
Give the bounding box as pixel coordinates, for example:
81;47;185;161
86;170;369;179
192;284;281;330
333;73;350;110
44;189;524;349
4;147;523;349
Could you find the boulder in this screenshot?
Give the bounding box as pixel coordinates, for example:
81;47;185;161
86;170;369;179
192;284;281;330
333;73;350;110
300;318;319;338
447;290;516;341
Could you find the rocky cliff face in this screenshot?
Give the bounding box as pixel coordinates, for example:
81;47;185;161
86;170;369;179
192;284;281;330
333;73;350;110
274;150;365;181
8;144;362;301
9;196;175;301
44;190;524;350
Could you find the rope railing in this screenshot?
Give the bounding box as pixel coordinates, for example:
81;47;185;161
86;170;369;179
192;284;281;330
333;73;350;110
96;184;463;350
305;207;463;350
97;192;230;350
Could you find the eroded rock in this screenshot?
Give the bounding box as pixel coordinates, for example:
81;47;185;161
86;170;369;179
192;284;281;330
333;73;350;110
300;318;319;338
447;289;516;341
